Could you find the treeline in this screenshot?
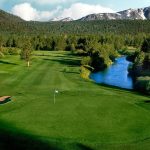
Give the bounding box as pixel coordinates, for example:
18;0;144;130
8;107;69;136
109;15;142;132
0;33;148;51
0;33;150;71
128;38;150;94
0;20;150;35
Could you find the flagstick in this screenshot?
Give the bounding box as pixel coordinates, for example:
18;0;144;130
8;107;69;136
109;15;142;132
53;90;58;104
54;92;56;104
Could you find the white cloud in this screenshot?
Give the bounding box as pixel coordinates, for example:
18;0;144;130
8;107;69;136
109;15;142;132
59;3;115;20
35;0;77;5
11;2;115;21
12;3;37;21
11;3;59;21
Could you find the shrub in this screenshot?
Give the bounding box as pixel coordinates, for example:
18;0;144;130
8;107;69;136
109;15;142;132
8;47;19;55
134;76;150;94
141;38;150;53
91;51;107;71
81;56;92;66
0;51;4;58
1;47;19;55
143;54;150;69
73;49;87;56
134;52;145;65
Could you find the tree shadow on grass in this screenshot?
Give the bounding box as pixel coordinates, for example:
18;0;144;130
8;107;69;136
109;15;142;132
44;58;80;66
0;60;17;65
76;143;94;150
135;100;150;112
143;100;150;103
0;120;61;150
93;82;149;97
97;83;133;92
52;55;80;59
60;70;79;74
0;120;96;150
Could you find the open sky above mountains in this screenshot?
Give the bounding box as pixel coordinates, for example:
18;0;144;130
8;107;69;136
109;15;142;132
0;0;150;21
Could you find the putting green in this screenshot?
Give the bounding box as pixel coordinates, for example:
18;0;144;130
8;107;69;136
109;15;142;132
0;51;150;150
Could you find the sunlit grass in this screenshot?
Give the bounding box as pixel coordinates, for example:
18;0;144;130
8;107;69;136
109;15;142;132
0;51;150;150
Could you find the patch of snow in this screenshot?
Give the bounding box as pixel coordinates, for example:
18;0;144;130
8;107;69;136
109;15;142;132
126;10;131;17
108;17;116;19
116;13;121;15
51;17;63;21
139;10;146;20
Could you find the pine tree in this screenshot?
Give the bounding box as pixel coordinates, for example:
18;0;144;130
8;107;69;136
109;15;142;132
141;38;150;53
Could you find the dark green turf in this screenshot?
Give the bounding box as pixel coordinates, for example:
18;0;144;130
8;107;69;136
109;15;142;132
0;51;150;150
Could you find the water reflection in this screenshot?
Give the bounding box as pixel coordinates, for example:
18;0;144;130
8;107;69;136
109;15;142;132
90;56;133;89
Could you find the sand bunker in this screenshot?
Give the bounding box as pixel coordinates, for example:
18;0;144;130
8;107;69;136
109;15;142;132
0;96;11;104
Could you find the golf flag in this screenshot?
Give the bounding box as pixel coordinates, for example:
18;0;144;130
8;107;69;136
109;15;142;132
55;90;59;93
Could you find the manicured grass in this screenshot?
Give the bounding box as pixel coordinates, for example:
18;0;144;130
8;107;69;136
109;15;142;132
0;51;150;150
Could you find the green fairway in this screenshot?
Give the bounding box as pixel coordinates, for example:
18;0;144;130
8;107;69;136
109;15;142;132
0;51;150;150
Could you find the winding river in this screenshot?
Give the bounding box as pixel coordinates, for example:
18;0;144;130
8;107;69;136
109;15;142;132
90;56;133;89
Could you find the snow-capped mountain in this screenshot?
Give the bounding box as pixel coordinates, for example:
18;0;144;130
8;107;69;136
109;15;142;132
60;17;74;22
79;6;150;21
118;8;146;20
79;13;122;21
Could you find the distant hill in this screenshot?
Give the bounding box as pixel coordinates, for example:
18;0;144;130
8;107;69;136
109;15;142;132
1;6;150;23
0;9;24;22
0;9;150;35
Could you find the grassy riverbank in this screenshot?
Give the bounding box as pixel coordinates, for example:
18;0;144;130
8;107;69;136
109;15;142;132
0;51;150;150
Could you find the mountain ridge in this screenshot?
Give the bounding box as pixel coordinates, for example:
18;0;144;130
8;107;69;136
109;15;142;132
51;17;74;22
0;9;24;22
79;6;150;21
0;6;150;22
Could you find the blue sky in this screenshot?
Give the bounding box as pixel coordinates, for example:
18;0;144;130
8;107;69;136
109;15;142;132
0;0;150;21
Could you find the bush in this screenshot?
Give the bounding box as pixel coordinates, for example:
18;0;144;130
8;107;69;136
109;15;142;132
126;51;139;62
91;51;107;71
0;51;4;58
8;47;19;55
143;54;150;69
134;52;145;65
81;56;91;66
73;49;87;56
134;76;150;94
1;47;19;55
141;38;150;53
